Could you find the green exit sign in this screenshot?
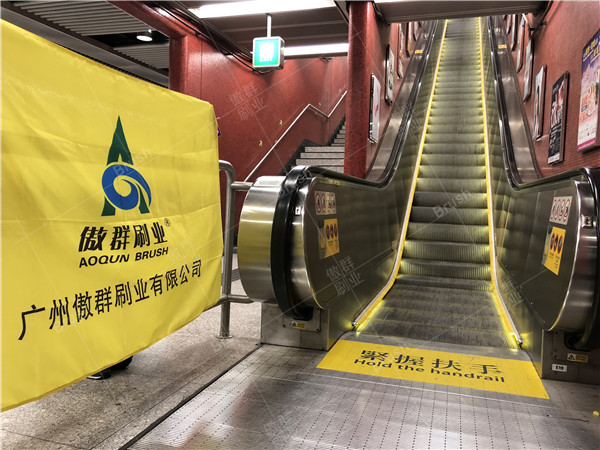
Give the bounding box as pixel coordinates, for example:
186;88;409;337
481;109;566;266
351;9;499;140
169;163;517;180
253;37;285;69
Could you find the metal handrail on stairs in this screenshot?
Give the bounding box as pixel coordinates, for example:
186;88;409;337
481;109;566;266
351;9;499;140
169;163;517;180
243;90;347;182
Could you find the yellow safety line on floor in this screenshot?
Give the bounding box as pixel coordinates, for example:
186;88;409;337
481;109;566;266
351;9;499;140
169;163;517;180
318;340;549;399
478;18;520;347
355;20;449;331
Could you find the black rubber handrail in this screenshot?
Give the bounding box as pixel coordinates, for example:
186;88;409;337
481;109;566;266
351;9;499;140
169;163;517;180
486;17;600;350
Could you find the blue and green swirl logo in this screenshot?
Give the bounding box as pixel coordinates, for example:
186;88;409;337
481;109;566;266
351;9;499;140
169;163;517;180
101;117;151;216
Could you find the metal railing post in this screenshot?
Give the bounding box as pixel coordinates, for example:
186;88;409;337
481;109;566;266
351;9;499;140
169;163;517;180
217;161;253;339
218;161;236;339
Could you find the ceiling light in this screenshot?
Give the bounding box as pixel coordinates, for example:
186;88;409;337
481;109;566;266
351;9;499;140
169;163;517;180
284;43;349;57
190;0;335;19
136;29;153;42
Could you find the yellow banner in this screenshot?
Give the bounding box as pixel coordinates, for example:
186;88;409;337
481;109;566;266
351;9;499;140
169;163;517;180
1;21;222;410
318;340;548;398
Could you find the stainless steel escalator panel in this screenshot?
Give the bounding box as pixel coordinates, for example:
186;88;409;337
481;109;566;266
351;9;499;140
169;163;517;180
237;176;283;302
238;21;443;316
482;17;598;337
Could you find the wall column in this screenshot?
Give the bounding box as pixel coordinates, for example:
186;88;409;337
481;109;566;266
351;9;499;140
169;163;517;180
344;1;374;178
109;1;201;97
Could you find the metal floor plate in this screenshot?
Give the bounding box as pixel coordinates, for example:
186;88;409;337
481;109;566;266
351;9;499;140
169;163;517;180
131;344;599;449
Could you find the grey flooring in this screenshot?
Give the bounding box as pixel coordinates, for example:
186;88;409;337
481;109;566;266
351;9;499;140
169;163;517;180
132;343;600;449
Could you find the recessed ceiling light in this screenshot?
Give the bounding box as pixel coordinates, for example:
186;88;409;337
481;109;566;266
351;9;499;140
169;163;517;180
190;0;335;19
136;29;153;42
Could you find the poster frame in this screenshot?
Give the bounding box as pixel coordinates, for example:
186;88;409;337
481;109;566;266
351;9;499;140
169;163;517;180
385;45;395;104
397;24;405;77
577;29;600;152
510;14;518;50
548;72;569;164
369;74;381;143
516;14;525;72
523;38;534;101
533;65;546;140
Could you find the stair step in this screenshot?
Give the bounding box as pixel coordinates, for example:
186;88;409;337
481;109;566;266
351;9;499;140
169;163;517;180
305;146;344;153
300;152;344;159
296;158;344;166
333;138;345;144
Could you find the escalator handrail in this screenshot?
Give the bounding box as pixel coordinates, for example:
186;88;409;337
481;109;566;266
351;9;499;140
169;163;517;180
486;17;600;350
269;21;440;318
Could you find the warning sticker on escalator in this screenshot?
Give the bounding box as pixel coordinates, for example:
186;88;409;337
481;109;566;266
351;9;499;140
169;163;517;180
319;218;340;259
542;225;565;275
317;340;549;399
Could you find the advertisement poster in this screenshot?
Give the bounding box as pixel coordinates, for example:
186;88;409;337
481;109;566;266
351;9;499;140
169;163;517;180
516;15;525;72
533;66;546;140
510;14;518;50
549;72;569;164
577;29;600;151
407;22;414;56
385;45;394;104
369;74;381;143
397;24;405;78
523;39;534;100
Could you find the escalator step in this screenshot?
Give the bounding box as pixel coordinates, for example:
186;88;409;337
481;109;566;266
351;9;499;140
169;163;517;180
421;154;485;166
410;206;488;225
400;258;491;280
362;318;512;348
418;165;486;179
424;133;483;144
383;284;493;303
415;178;487;193
375;308;505;333
426;123;484;134
412;191;487;208
422;143;485;154
396;274;490;291
406;223;489;243
403;240;490;263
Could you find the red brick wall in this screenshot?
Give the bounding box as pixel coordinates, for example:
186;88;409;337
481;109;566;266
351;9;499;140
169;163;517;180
508;2;600;176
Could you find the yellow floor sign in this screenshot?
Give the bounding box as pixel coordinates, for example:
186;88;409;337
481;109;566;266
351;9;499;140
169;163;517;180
318;340;548;399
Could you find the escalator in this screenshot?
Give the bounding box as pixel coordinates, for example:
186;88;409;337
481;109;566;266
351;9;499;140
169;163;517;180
361;18;514;349
238;16;600;381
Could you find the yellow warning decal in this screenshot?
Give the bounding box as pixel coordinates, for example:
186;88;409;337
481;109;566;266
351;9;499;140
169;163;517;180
319;218;340;258
498;44;507;49
317;340;548;399
543;226;566;275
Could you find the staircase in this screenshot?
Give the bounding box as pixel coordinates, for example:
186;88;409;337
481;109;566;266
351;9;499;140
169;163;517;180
362;18;516;349
295;122;345;172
